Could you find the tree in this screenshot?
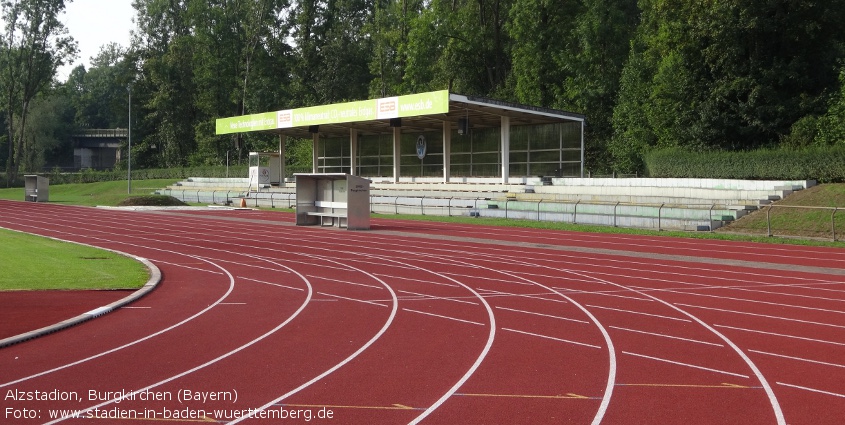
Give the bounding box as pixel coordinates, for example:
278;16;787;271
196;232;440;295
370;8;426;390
611;0;845;174
1;0;76;185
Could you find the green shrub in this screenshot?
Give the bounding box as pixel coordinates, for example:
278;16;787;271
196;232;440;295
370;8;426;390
645;146;845;182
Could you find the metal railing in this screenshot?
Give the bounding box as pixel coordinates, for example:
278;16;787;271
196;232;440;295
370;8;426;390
765;204;841;241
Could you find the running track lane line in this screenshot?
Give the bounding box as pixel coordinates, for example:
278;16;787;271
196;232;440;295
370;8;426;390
444;247;786;423
45;255;314;424
519;258;788;425
227;255;399;424
0;253;234;388
417;252;616;425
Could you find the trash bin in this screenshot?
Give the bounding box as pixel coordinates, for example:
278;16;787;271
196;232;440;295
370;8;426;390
24;175;49;202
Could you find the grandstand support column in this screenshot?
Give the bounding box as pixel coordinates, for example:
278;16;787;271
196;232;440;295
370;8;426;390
350;128;358;176
580;120;585;178
393;126;401;183
501;116;510;184
312;132;319;173
279;134;286;185
442;121;451;183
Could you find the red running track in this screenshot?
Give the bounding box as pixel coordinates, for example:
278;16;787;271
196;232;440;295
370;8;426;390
1;200;845;424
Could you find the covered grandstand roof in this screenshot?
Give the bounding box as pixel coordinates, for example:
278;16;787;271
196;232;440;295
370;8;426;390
215;91;585;139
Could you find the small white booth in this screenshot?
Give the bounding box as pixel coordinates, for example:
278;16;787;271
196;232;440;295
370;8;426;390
295;173;370;230
248;151;284;191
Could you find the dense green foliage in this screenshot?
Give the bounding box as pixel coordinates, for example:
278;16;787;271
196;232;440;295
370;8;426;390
1;0;844;183
645;146;845;183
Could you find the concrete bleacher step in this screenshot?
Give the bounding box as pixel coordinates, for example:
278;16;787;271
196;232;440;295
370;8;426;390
159;177;814;232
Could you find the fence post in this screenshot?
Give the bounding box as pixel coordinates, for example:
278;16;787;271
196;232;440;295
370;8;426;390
833;207;838;242
448;197;454;217
420;196;425;215
709;204;715;232
658;203;664;231
614;201;620;227
766;206;773;237
573;200;579;224
395;197;400;215
537;200;542;221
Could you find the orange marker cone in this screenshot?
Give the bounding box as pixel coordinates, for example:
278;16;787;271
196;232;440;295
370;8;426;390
239;198;247;208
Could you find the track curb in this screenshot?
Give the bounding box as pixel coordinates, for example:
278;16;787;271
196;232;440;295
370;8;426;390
0;254;161;349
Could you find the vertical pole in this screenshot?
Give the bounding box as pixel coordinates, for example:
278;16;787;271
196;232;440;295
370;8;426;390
832;207;838;241
127;85;132;194
393;126;401;183
501;116;510;184
312;133;319;173
580;121;585;178
442;121;451;183
349;128;358;176
278;134;286;184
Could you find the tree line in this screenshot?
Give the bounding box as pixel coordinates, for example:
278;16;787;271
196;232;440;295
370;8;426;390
2;0;845;186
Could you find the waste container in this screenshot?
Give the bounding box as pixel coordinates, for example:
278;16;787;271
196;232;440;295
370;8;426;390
24;175;49;202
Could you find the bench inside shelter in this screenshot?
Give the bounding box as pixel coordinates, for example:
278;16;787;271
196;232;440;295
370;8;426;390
295;173;371;230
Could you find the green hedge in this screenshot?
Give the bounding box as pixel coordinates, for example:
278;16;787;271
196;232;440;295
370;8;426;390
644;146;845;182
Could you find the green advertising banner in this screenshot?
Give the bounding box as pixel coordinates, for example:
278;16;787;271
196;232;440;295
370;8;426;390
215;90;449;135
215;111;278;135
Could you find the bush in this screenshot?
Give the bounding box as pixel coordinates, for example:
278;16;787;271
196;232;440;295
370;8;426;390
644;146;845;182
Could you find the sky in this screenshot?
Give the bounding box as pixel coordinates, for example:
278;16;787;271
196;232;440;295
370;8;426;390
58;0;136;81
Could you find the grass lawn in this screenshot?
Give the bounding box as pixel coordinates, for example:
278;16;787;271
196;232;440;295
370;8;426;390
718;184;845;240
0;228;149;291
0;179;173;290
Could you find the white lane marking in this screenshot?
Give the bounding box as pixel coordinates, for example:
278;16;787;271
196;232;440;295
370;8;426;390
586;304;692;322
714;324;845;347
777;382;845;398
748;350;845;369
403;308;486;326
659;289;845;315
609;326;724;347
412;254;616;425
502;327;602;349
676;303;845;329
229;260;401;424
47;257;314;424
477;287;567;303
154;259;224;274
552;287;653;302
623;351;749;378
375;272;458;287
397;289;479;305
495;306;591;324
318;292;388;308
1;254;237;389
238;276;304;292
309;275;384;289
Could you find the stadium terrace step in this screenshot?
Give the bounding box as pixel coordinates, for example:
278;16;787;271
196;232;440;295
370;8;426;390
159;177;814;232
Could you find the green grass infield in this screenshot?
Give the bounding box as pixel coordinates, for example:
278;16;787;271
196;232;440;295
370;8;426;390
0;228;149;291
